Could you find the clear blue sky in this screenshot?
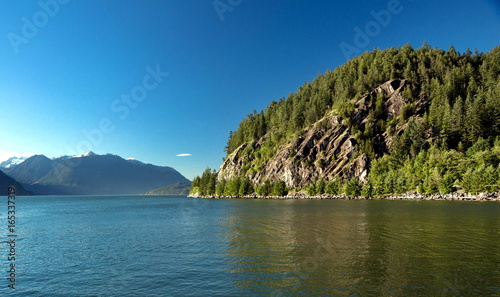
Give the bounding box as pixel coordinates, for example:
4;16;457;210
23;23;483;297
1;0;499;180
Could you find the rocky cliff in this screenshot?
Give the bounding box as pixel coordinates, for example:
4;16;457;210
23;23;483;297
218;79;422;188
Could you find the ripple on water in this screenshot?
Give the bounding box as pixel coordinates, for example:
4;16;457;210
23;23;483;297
0;196;498;296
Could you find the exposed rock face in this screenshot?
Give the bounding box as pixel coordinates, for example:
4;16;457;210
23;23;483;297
378;79;408;118
218;79;415;188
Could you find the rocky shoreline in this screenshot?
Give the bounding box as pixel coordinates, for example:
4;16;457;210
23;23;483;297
189;191;500;201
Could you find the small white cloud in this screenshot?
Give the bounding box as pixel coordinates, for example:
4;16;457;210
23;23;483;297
176;153;192;157
126;158;136;160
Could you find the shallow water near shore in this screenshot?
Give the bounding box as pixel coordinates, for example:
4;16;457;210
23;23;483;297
1;195;499;296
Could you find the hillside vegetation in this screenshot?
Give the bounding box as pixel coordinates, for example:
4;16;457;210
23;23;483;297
191;44;500;197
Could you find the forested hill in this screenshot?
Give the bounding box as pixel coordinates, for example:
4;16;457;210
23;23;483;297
191;44;500;197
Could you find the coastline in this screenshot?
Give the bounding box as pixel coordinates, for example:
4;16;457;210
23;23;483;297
189;191;500;202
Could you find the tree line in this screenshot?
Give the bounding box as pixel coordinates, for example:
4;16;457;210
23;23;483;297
192;134;500;196
225;44;500;156
191;168;289;196
191;43;500;196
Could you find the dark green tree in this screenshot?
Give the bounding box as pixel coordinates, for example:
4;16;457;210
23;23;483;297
344;178;362;197
272;181;288;196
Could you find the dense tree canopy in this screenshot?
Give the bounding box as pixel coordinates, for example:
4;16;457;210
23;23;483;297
225;44;500;155
192;44;500;196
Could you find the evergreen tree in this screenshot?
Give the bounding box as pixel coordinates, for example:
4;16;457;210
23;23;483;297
325;179;340;195
195;45;500;197
239;177;254;195
216;179;226;196
272;181;288;196
361;181;374;197
316;178;326;194
344;178;362;196
256;179;272;196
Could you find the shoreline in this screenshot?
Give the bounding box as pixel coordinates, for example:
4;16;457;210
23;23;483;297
189;191;500;202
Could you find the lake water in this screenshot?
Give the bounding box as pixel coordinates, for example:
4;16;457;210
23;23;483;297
1;195;499;296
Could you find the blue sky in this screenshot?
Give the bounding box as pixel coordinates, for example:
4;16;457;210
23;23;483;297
0;0;499;180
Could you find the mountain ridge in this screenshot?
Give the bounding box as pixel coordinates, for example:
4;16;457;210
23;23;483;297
2;152;190;195
0;156;30;169
0;170;32;195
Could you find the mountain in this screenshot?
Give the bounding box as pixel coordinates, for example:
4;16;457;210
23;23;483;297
0;156;29;169
144;182;191;195
0;170;32;195
73;151;96;158
4;155;57;183
5;152;190;195
191;44;500;196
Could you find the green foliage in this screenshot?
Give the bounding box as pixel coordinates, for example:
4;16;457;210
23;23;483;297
306;183;317;196
191;176;200;191
256;179;272;196
224;45;500;160
423;168;441;195
239;177;254;195
190;168;217;196
216;179;226;196
193;45;500;197
225;177;241;196
466;137;491;157
401;103;415;121
316;178;326;194
272;181;288;196
391;118;426;159
439;173;455;194
461;165;499;193
344;178;362;196
325;179;340;195
366;138;500;195
361;181;374;197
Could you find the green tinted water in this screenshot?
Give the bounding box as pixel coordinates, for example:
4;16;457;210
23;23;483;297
5;196;499;296
218;199;500;296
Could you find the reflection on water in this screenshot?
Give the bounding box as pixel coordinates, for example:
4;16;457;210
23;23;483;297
219;199;500;296
3;196;498;296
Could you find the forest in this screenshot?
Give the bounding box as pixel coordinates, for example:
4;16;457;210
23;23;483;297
191;43;500;197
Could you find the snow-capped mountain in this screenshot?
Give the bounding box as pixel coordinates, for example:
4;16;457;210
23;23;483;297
0;156;29;168
51;151;97;161
3;152;190;195
2;152;101;168
73;151;97;158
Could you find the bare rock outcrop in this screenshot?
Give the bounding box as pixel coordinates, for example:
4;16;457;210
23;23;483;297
218;79;416;188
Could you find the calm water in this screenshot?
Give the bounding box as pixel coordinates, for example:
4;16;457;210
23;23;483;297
1;195;499;296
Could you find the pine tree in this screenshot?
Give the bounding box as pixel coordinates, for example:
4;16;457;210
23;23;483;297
272;181;288;196
344;178;362;196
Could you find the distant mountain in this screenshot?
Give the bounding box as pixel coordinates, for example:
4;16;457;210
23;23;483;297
5;151;190;195
4;155;57;183
0;170;32;195
73;151;96;158
144;182;191;195
0;156;29;168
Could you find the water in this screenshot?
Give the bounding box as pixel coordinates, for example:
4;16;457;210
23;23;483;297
1;195;499;296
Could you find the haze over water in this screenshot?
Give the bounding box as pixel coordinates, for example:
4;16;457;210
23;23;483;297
1;195;499;296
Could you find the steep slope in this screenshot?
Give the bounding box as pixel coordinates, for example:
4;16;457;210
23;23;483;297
218;79;416;188
144;182;191;195
0;156;29;169
192;44;500;196
35;153;190;195
0;170;32;195
4;155;56;183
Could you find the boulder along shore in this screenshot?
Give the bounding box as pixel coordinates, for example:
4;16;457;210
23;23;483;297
189;191;500;201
